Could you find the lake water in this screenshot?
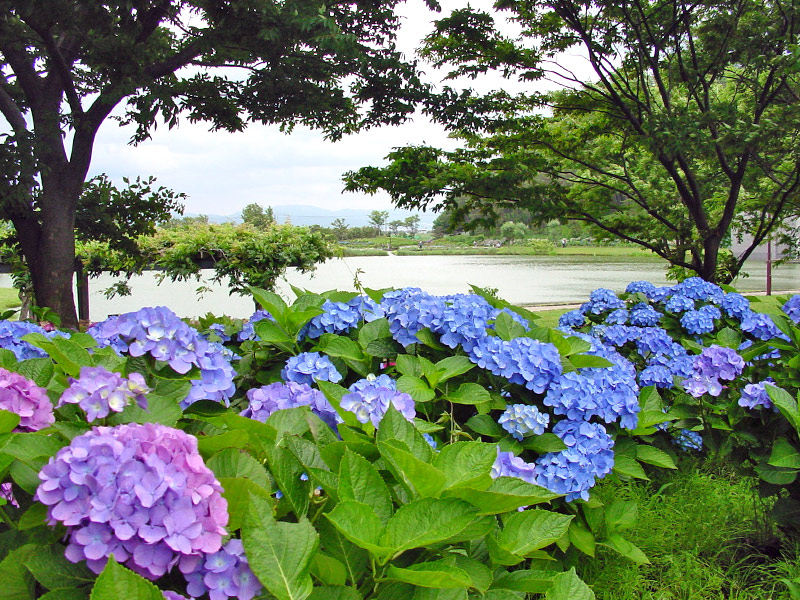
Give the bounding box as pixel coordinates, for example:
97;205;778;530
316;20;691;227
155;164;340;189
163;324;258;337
10;254;798;321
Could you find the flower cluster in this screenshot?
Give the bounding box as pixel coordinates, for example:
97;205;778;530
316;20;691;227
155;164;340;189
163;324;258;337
672;277;725;304
469;335;562;393
580;288;625;315
680;305;721;335
36;423;228;579
740;311;788;341
341;375;415;427
241;381;341;430
533;420;615;502
181;539;262;600
629;303;661;327
738;379;776;410
784;295;800;324
683;345;745;397
301;297;381;339
88;307;236;408
664;294;694;314
237;310;273;342
0;367;54;432
58;366;148;422
625;280;658;297
0;320;59;360
281;352;342;386
498;404;549;440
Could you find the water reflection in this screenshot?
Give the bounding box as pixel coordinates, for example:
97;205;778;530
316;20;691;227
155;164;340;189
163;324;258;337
7;254;796;321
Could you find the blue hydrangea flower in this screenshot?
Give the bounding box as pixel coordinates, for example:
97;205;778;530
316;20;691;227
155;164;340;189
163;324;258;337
301;296;381;339
281;352;342;386
241;382;342;429
605;309;629;325
783;295;800;324
673;429;703;452
498;404;550;440
629;303;661;327
237;309;273;342
468;335;562;393
721;293;751;320
680;305;721;335
664;294;694;313
738;379;776;409
672;277;724;303
558;310;585;328
340;381;415;427
580;288;625;315
625;281;657;297
491;449;537;483
638;364;673;389
741;310;788;341
0;320;64;360
181;538;262;600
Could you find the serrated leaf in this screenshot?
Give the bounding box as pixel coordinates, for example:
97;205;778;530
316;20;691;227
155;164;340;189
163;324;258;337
319;335;365;362
445;383;490;406
490;569;555;593
635;445;677;469
769;438;800;468
89;556;162;600
497;509;573;556
604;500;638;532
612;455;650;480
385;561;471;589
325;501;390;557
379;440;446;498
568;521;595;557
244;495;318;600
381;498;479;557
309;553;348;587
339;449;393;523
568;354;614;369
0;409;20;434
521;433;567;453
601;534;650;564
432;441;497;490
433;356;475;384
395;355;423;378
545;568;594;600
396;375;436;404
219;477;274;531
465;414;504;437
442;477;560;514
13;358;54;388
24;544;94;591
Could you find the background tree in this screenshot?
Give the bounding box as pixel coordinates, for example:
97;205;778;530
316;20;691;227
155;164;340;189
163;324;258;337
346;0;800;283
0;0;431;326
389;219;404;236
404;214;421;236
241;203;275;229
499;221;528;245
331;217;349;240
368;210;390;236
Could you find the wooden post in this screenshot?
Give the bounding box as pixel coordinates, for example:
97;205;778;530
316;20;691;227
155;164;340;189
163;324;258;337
75;259;90;322
766;237;772;296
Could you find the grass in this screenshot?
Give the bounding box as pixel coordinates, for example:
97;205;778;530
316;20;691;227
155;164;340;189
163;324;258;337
0;287;20;313
580;458;800;599
553;245;663;259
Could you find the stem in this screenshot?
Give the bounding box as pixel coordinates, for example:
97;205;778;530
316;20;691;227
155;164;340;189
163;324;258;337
0;504;17;530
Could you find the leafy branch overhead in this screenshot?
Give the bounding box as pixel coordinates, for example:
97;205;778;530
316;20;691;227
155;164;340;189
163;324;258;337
346;0;800;283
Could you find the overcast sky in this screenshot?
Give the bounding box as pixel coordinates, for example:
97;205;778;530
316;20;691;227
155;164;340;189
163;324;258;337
86;1;589;217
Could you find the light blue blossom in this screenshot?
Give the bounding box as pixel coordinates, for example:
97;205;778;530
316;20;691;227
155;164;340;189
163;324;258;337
498;404;550;440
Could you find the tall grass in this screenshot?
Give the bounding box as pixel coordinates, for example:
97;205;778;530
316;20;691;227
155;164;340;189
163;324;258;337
581;458;800;599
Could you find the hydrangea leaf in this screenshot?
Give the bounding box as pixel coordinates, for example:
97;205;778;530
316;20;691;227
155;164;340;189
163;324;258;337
22;542;94;591
381;498;480;558
317;517;369;586
108;392;181;427
378;440;447;498
600;534;650;564
338;449;393;523
611;455;650;480
521;433;567;454
396;375;436;404
264;445;310;518
491;311;528;342
357;318;392;350
243;496;318;600
567;355;614;369
768;438;800;469
604;500;638;532
254;319;294;346
0;544;37;600
197;430;251;457
17;502;47;530
0;348;16;368
766;385;800;432
38;589;89;600
442;477;560;515
250;287;288;321
497;509;573;556
395;355;423;378
12;358;54;388
489;569;557;593
317;380;362;429
544;568;595;600
452;555;492;593
0;409;20;434
309;552;348;587
308;585;362;600
208;448;271;489
220;477;274;531
385;561;472;589
324;501;391;558
432;441;497;490
89;556;163;600
635;445;677;469
377;406;433;462
318;335;366;362
465;414;504;438
432;356;475;385
568;521;596;557
445;383;491;407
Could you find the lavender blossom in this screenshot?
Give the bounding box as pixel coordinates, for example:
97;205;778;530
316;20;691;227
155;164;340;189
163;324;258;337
181;539;262;600
498;404;550;440
341;377;415;427
58;366;148;422
241;381;342;429
281;352;342;386
0;367;54;432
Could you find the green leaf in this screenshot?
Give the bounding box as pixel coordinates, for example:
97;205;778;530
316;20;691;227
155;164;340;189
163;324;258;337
497;509;573;556
755;462;798;485
89;556;163;600
568;354;614;369
600;534;650;564
545;568;595;600
243;495;318;600
568;521;595;557
219;476;274;531
521;433;568;453
18;502;48;530
490;569;556;593
319;335;365;362
264;445;309;518
769;438;800;469
39;589;90;600
339;449;393;523
325;501;391;557
0;545;36;600
317;380;361;429
308;586;362;600
13;358;54;388
604;500;638;532
715;327;741;348
197;431;251;458
635;445;677;469
310;553;348;587
23;544;94;591
0;409;20;434
378;440;447;498
432;356;475;384
377;406;433;463
358;318;392;350
254;319;293;345
317;518;369;586
767;385;800;432
445;383;491;406
364;339;402;361
108;392;181;427
250;287;288;320
395;355;423;378
381;498;479;557
385;562;471;589
432;441;497;490
442;476;560;514
452;556;492;593
396;375;436;403
492;311;528;341
465;414;504;437
612;455;650;480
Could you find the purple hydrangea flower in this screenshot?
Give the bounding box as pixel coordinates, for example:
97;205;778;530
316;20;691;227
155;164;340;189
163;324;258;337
181;539;262;600
492;449;538;483
36;423;228;580
683;345;745;398
58;366;148;422
281;352;342;386
88;307;236;408
1;482;18;507
738;379;776;409
498;404;550;440
341;377;415;427
237;310;274;342
0;367;54;431
241;381;342;429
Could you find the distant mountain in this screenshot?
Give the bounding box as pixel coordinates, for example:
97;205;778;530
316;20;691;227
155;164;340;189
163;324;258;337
186;204;435;229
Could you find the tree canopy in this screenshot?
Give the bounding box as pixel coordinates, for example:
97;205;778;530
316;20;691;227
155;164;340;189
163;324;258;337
0;0;432;326
345;0;800;282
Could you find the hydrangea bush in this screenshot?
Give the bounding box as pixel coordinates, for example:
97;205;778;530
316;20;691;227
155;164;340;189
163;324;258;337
9;279;800;598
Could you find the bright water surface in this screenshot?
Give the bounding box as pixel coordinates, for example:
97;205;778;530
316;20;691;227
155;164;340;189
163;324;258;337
12;254;798;321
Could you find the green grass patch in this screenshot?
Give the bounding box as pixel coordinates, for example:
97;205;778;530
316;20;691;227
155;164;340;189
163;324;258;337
338;248;389;257
0;287;21;313
554;245;663;259
580;459;798;599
